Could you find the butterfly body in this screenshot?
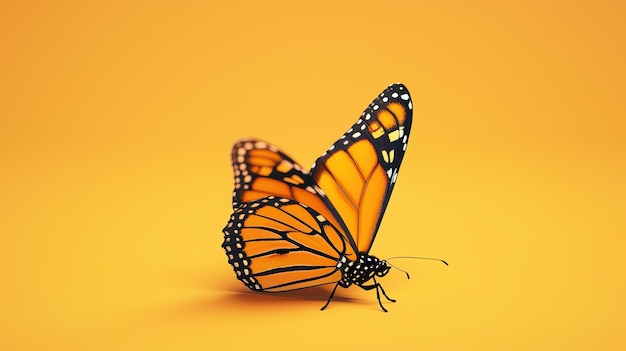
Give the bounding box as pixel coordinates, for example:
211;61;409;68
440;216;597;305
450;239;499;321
222;83;413;311
336;254;390;287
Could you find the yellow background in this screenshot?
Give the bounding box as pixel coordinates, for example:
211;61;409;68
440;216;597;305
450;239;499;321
1;0;624;349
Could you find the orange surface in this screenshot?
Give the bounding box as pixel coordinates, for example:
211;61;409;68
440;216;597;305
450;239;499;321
1;1;625;350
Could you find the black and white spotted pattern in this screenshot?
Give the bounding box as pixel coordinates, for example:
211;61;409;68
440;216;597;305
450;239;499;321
336;254;391;287
311;83;413;188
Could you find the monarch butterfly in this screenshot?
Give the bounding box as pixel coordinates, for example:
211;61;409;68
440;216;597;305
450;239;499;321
223;83;417;312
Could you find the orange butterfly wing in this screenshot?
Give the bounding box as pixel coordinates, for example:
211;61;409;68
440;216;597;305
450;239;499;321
311;83;413;253
229;139;357;258
223;196;347;292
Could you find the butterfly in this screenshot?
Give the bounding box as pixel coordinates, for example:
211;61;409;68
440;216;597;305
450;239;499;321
222;83;414;311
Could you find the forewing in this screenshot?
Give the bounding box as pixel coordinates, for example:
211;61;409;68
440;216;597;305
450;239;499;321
311;83;413;253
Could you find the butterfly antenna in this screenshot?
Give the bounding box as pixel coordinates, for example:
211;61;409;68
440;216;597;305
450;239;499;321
386;256;449;266
386;262;411;280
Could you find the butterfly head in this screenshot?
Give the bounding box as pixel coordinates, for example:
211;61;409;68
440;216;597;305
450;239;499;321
375;258;392;277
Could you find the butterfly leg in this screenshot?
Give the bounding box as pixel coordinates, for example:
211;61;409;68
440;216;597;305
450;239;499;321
359;278;395;312
360;279;396;302
375;278;396;303
320;282;341;311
